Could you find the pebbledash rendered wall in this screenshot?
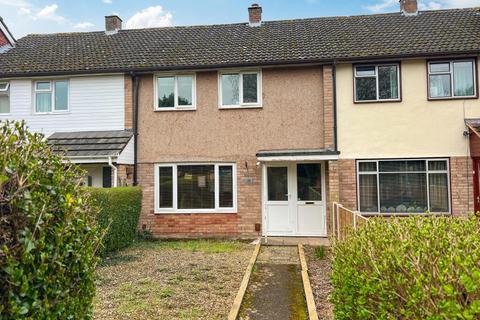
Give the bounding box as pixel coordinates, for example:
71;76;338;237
136;65;336;238
335;59;479;215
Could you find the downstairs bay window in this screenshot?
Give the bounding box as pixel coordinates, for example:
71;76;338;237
357;159;450;214
155;163;236;213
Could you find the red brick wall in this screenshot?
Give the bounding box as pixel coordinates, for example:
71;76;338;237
469;132;480;158
138;158;262;239
450;156;473;215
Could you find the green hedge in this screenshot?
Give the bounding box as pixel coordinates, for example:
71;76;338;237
87;186;142;254
0;121;101;319
331;216;480;320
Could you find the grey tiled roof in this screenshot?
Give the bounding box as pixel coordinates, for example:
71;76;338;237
48;130;133;157
1;8;479;77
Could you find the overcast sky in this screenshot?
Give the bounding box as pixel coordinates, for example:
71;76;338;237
2;0;480;38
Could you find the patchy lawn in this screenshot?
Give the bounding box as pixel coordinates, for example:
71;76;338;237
94;240;253;320
305;246;333;320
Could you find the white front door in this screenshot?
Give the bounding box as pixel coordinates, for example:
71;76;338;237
264;162;326;237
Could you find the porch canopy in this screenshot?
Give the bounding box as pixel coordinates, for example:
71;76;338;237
48;130;134;164
256;148;340;162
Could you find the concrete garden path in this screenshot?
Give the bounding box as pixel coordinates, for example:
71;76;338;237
238;246;308;320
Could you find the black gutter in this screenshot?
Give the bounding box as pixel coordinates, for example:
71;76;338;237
332;61;338;151
131;72;139;186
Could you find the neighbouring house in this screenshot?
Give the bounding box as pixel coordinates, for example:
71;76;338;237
0;16;134;188
0;16;15;53
0;1;479;238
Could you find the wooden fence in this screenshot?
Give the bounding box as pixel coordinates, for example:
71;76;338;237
331;202;369;240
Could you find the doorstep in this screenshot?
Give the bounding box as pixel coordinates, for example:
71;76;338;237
261;236;330;247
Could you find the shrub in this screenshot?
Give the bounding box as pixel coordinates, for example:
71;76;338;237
331;216;480;320
0;121;101;319
87;186;142;254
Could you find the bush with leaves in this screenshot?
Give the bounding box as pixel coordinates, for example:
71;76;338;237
0;121;101;319
331;215;480;320
87;186;142;255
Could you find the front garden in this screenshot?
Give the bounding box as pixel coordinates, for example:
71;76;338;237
94;240;252;319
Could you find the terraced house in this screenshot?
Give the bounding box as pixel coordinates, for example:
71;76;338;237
0;0;479;238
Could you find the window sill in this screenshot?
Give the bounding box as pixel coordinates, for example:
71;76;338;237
354;99;401;104
428;96;478;101
34;111;70;115
154;107;197;112
154;209;237;215
219;105;262;110
360;212;451;217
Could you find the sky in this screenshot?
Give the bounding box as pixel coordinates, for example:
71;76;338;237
2;0;480;38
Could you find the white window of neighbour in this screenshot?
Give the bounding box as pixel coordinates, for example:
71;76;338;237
354;64;400;102
155;74;195;110
357;159;450;214
34;80;69;113
0;81;10;113
428;59;476;99
219;71;261;108
155;163;236;213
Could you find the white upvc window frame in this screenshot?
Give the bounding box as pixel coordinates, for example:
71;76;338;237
153;73;197;111
356;158;451;216
218;70;262;109
354;63;401;103
0;81;10;114
427;59;477;99
33;79;70;114
154;163;237;214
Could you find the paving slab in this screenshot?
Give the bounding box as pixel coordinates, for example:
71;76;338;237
238;246;308;320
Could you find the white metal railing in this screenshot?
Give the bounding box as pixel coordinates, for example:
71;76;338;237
332;202;369;240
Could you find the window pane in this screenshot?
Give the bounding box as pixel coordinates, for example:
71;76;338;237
221;74;239;105
36;81;51;90
356;66;376;76
157;77;175;108
36;92;52;112
378;65;399;100
453;61;474;96
219;166;233;208
428;160;447;171
359;162;377;172
177;76;193;106
379;173;427;213
159;167;173;208
242;73;258;103
267;167;288;201
0;82;8;91
355;77;376;101
54;80;68;111
359;174;378;212
0;95;9;113
429;74;451;98
429;173;449;212
177;165;215;209
379;160;425;172
297;164;322;201
430;63;450;73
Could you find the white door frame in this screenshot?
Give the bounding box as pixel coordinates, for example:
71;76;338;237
262;161;327;237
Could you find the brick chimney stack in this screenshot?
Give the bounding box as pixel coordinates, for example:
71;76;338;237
105;15;122;34
248;3;262;27
399;0;418;16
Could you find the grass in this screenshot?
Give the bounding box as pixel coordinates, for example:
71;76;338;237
314;246;326;260
94;239;252;320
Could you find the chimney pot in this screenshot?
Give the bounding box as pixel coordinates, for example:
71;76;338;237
399;0;418;15
248;3;262;27
105;15;122;34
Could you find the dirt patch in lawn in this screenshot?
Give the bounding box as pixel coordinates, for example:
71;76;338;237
94;240;253;320
305;246;333;320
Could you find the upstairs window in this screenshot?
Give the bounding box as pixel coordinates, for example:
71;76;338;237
0;82;10;113
34;80;69;113
155;74;195;110
428;60;476;99
354;64;400;102
219;71;261;108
